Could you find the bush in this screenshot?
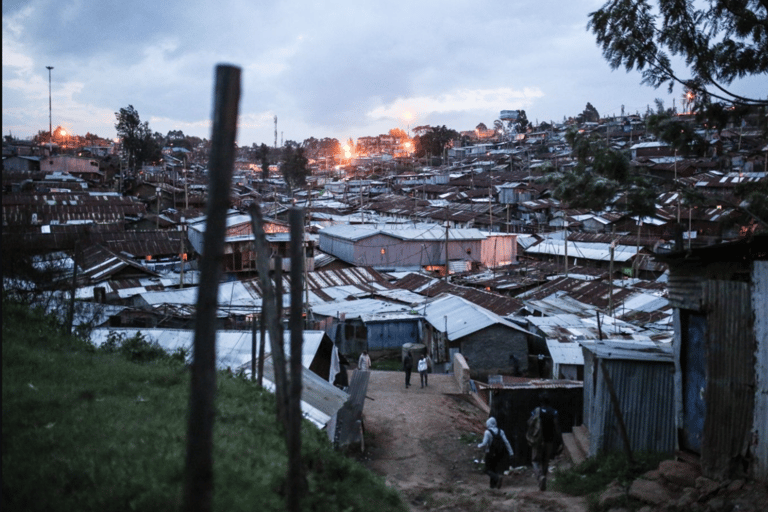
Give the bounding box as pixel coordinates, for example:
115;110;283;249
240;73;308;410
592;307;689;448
551;451;671;497
99;330;187;364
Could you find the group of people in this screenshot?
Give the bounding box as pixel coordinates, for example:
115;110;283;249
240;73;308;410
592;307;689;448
478;392;562;491
359;350;430;389
357;349;561;491
402;351;429;388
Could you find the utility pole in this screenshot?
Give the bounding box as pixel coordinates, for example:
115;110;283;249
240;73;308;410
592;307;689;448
46;66;54;144
156;186;161;229
444;219;449;282
179;217;186;288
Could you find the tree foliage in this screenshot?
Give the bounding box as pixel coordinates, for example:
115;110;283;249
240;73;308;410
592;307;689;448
255;143;271;182
388;128;408;139
645;100;708;156
588;0;768;107
114;105;161;170
577;103;601;124
412;125;459;158
544;128;657;218
281;145;309;192
507;110;530;134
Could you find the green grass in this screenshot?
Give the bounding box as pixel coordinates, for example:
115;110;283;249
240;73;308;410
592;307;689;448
2;298;407;512
550;450;671;511
370;358;404;372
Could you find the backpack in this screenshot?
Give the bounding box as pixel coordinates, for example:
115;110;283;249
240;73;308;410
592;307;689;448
489;429;505;457
526;407;542;446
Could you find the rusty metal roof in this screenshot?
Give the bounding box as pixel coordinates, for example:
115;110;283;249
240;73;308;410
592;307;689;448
476;376;583;391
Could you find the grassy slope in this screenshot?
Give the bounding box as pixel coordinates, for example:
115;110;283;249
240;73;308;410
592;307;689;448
1;300;406;512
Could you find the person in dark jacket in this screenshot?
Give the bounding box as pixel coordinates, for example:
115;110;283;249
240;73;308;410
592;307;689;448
530;392;562;491
477;417;513;489
403;351;413;388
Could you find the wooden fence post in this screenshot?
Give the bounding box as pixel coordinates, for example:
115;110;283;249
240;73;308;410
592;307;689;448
287;207;306;510
183;64;240;512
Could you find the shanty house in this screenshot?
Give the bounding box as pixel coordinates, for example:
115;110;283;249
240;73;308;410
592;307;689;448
660;234;768;481
186;212;313;273
580;339;676;456
309;298;422;356
318;223;487;272
421;293;533;376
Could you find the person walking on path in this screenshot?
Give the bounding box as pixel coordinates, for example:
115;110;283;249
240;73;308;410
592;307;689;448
403;351;413;388
527;392;562;491
358;350;371;371
477;416;514;489
417;355;429;387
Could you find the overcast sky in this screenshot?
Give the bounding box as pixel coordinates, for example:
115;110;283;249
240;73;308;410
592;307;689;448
2;0;764;147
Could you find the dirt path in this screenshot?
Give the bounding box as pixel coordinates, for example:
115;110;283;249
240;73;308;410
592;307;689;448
356;370;587;512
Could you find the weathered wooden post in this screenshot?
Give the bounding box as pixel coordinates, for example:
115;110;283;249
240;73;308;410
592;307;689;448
249;205;289;429
183;64;240;512
287;207;307;510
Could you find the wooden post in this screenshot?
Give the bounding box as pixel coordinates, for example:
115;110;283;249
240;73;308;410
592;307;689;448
183;64;240;512
66;241;79;335
249;205;289;429
258;313;266;386
251;314;257;381
287;208;306;510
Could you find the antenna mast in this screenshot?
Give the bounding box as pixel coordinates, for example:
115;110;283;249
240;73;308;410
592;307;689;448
274;115;278;148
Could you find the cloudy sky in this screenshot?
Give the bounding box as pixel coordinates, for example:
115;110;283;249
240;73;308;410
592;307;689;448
2;0;764;147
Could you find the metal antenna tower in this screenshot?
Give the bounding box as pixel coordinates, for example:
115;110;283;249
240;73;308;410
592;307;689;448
46;66;54;142
274;115;278;148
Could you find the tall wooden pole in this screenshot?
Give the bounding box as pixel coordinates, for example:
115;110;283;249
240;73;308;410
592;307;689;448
288;208;307;510
183;64;240;512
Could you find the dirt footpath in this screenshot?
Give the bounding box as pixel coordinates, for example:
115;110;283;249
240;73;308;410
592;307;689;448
356;370;587;512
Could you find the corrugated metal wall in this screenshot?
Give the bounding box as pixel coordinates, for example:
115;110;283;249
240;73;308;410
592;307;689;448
701;279;754;480
590;358;676;456
753;262;768;481
365;320;420;350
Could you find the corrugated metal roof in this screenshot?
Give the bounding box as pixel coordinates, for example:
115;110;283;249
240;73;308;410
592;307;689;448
310;297;414;319
476;377;583;391
422;293;533;341
579;339;673;362
89;328;327;370
526;238;640;262
320;223;487;242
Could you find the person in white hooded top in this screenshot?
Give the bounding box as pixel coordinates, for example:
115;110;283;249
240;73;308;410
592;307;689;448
477;416;513;489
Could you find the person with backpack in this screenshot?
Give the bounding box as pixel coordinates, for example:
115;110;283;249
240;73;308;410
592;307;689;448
526;392;562;491
477;416;513;489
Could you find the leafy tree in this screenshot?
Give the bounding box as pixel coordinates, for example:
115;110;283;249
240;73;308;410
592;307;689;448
577;102;600;124
281;145;309;192
388;128;408;140
588;0;768;107
543;128;657;218
255;143;271;182
115;105;161;170
645;100;707;156
412;125;459;159
508;110;529;134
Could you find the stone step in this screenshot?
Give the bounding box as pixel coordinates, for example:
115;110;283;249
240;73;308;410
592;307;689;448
562;432;587;465
572;424;591;457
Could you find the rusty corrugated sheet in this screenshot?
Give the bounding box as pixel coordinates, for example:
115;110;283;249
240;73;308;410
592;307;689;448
701;279;755;480
667;274;704;310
